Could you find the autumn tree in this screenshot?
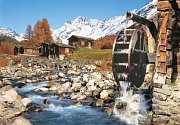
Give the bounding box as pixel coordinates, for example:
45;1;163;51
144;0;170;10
25;25;34;41
33;20;44;43
42;18;53;43
33;18;54;44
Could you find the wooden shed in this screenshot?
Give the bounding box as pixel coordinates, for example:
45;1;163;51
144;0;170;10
68;35;94;48
56;43;74;55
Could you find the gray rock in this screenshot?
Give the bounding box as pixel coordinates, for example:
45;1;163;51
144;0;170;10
154;88;171;96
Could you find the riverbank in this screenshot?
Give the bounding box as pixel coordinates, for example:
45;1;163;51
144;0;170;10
0;55;153;125
0;56;121;124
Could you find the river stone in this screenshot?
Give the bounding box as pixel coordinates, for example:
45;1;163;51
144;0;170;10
22;98;31;107
61;82;72;92
2;89;18;103
34;87;49;92
49;85;59;91
96;99;104;107
47;81;56;87
100;90;109;100
83;74;89;82
72;83;82;90
115;101;127;110
77;95;86;100
58;72;65;78
26;79;32;83
11;116;32;125
154;88;171;96
43;99;51;105
97;81;105;89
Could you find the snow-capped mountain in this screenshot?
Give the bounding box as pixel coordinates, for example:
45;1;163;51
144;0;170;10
0;28;25;41
52;0;158;44
0;0;157;43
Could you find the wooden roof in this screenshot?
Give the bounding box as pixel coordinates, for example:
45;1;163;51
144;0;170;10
68;35;94;41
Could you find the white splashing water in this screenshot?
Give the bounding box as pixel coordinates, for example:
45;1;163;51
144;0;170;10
113;81;148;125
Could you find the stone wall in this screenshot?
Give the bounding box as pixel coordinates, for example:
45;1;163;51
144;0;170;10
152;83;180;124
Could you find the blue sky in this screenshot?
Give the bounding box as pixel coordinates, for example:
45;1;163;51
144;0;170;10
0;0;150;33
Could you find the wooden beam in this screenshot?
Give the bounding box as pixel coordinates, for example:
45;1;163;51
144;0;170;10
157;1;180;11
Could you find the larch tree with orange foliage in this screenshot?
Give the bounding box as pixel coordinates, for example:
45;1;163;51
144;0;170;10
33;18;54;44
33;20;44;44
42;18;53;43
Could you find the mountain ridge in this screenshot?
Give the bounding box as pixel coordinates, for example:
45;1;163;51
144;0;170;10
0;0;157;44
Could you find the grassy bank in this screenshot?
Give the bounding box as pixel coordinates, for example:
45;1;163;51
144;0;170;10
70;48;112;61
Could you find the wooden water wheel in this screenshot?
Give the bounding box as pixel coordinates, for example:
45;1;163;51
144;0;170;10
112;29;148;88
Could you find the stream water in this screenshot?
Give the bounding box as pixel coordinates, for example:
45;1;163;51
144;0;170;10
14;80;127;125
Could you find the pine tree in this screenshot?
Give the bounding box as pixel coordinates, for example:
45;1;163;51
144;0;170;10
42;18;54;43
25;25;34;41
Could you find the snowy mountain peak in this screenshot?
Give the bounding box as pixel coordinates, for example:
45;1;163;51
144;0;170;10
0;28;25;41
0;0;157;43
52;0;157;44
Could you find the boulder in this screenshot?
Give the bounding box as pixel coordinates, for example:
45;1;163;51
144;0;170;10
115;101;127;110
100;90;109;100
72;83;82;91
58;72;66;78
96;99;104;107
83;74;89;82
2;89;18;103
77;95;86;100
22;98;31;107
11;116;32;125
34;87;48;92
49;85;59;91
61;82;72;92
47;81;56;87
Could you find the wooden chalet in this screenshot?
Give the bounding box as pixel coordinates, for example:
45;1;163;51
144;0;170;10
68;35;94;48
39;42;74;58
56;43;74;55
14;44;39;56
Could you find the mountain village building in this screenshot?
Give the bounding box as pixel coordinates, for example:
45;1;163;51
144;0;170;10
68;35;94;49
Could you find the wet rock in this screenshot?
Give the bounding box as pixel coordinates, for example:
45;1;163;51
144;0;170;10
34;87;49;92
14;83;26;88
11;116;32;125
58;72;65;78
47;81;56;87
96;99;104;107
77;95;86;100
27;103;43;112
43;99;51;105
115;101;127;110
61;82;72;92
74;102;82;106
104;107;113;115
22;98;31;107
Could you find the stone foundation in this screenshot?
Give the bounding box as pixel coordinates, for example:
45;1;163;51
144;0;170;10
152;83;180;124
